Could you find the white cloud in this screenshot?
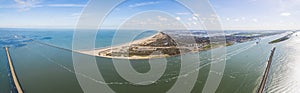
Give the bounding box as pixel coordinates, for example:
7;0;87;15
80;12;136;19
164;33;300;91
128;1;159;8
241;17;246;20
0;0;86;11
280;12;291;16
193;13;200;17
175;17;181;20
14;0;41;11
192;22;197;25
176;12;190;15
252;18;258;22
192;16;198;20
157;16;168;21
226;18;230;21
47;4;86;7
234;18;240;22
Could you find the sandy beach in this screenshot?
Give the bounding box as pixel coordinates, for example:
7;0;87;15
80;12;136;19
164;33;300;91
77;32;174;59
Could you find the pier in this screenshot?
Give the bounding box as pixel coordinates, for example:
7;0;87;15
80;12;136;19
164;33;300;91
5;47;24;93
257;47;276;93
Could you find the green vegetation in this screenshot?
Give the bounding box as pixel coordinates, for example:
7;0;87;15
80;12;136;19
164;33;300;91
269;33;294;44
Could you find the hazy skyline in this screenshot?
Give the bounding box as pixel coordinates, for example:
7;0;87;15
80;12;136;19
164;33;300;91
0;0;299;30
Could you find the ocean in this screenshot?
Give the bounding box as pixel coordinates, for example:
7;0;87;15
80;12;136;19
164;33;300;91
0;28;298;93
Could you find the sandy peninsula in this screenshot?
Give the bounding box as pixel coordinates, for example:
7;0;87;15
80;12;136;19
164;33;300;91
77;31;281;59
78;32;192;59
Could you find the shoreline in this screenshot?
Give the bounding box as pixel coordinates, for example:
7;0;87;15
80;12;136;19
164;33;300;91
269;32;295;44
77;31;284;60
77;32;174;59
77;32;233;59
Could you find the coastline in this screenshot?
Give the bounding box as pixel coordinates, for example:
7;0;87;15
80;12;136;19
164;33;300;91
77;32;233;59
77;31;284;60
269;32;295;44
77;33;168;59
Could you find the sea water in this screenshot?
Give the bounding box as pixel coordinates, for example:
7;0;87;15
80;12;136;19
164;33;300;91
0;28;298;93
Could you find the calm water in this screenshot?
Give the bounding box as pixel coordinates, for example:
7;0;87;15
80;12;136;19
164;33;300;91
0;28;298;93
266;32;300;93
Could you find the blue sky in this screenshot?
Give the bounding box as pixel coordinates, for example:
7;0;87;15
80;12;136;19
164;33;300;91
0;0;299;30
